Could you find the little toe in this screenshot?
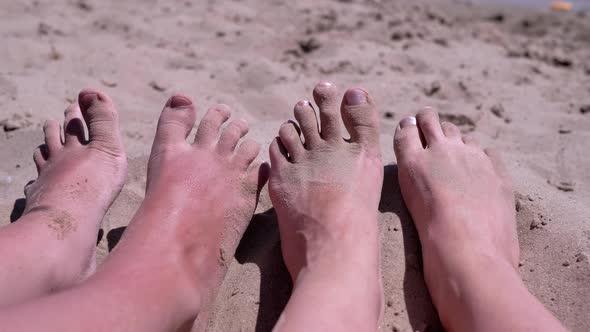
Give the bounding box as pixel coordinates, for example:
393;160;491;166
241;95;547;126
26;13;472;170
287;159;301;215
217;119;249;155
485;148;513;186
233;139;260;171
194;104;231;147
278;121;304;161
43;120;62;154
313;82;342;141
78;89;124;154
294;101;321;148
154;94;197;146
441;122;462;140
416;108;444;146
269;137;289;168
394;116;422;162
64;103;86;145
341;88;381;154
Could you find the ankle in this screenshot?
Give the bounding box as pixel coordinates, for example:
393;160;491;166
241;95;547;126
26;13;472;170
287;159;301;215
424;251;524;328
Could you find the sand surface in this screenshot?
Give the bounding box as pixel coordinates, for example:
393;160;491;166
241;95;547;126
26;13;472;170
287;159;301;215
1;0;589;331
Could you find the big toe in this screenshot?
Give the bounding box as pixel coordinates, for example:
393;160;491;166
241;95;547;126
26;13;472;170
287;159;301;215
341;88;381;155
154;94;197;146
78;89;124;154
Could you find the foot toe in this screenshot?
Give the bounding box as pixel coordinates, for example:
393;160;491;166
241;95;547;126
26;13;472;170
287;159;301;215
278;121;304;161
233;139;260;170
294;101;321;148
194;104;231;146
78;89;124;153
64;103;85;145
269;137;289;168
416;108;444;146
43;120;62;153
341;88;381;154
154;94;197;145
441;122;461;140
394;117;422;162
313;82;342;141
218;119;249;155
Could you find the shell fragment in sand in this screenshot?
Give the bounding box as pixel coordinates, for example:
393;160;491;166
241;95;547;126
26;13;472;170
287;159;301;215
551;1;572;11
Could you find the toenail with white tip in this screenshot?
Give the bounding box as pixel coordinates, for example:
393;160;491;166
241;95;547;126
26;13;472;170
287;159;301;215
400;116;417;128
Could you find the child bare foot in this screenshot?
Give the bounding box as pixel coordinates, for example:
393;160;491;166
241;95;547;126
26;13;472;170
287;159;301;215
394;110;566;332
269;83;383;331
0;89;126;305
0;95;267;332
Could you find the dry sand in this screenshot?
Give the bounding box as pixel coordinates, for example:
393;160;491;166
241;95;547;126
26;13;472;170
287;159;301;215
0;0;589;331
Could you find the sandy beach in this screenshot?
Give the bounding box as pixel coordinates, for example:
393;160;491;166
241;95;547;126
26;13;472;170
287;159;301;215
0;0;589;331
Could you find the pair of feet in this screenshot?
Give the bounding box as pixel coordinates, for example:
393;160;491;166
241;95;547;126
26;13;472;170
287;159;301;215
5;82;559;331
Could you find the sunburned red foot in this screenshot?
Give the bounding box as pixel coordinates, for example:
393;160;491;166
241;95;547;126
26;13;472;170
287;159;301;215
0;96;267;332
0;89;126;305
394;109;567;332
269;82;383;331
88;95;267;330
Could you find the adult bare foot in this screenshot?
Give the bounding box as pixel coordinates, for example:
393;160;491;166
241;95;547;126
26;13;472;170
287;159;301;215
0;89;126;305
0;95;267;332
90;95;267;330
269;83;383;331
394;109;566;332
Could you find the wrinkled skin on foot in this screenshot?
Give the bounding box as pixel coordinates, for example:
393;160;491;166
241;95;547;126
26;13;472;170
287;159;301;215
269;83;383;331
24;89;127;280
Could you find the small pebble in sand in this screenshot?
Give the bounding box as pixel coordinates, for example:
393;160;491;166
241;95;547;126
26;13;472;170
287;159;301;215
530;220;541;230
562;261;570;267
490;104;511;123
423;81;441;97
387;299;394;307
149;81;166;92
384;111;395;119
558;128;572;134
580;105;590;114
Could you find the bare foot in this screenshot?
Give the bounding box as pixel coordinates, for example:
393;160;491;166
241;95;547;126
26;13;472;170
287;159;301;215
0;95;267;332
394;109;565;331
96;95;267;327
0;89;126;304
269;83;383;331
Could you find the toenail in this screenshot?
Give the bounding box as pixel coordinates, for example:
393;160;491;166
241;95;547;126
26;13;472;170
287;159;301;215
400;116;417;128
79;92;98;109
344;88;367;106
318;81;333;88
297;100;310;107
169;95;192;108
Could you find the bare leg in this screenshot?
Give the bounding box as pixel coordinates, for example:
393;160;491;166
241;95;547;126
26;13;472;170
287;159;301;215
0;95;266;331
269;83;383;331
393;110;567;332
0;90;126;306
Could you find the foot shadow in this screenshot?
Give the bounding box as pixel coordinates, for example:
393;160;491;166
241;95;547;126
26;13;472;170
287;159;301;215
379;165;443;331
9;198;26;222
235;208;291;332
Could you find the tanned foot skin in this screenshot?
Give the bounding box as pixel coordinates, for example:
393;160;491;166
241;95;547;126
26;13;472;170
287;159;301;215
0;95;266;332
0;89;126;306
269;82;383;331
393;109;567;332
